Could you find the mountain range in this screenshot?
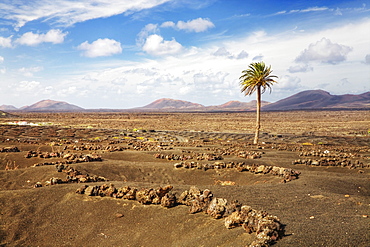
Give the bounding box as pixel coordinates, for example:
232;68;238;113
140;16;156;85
0;90;369;112
137;98;270;111
262;90;370;111
0;99;83;112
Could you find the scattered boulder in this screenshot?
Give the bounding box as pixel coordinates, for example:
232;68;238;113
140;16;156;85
160;192;177;208
75;185;88;194
206;197;228;219
33;182;43;188
0;146;20;152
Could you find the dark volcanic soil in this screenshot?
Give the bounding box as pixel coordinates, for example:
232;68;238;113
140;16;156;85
0;111;369;247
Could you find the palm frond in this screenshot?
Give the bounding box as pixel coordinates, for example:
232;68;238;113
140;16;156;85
239;61;278;96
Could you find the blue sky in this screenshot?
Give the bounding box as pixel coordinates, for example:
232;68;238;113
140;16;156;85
0;0;369;109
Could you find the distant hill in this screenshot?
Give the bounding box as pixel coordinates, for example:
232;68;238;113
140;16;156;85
2;90;368;112
140;98;204;109
209;100;270;111
262;90;370;111
21;100;84;112
0;105;18;111
138;98;271;111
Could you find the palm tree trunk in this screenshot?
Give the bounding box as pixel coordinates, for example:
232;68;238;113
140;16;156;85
254;86;261;145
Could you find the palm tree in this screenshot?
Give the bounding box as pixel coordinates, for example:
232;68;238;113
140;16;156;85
239;61;278;144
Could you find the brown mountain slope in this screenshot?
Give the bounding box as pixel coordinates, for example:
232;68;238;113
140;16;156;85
140;98;204;109
209;100;270;111
21;99;84;111
263;90;370;111
139;99;271;111
0;105;18;111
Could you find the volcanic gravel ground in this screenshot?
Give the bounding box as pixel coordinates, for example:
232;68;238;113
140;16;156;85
0;112;369;247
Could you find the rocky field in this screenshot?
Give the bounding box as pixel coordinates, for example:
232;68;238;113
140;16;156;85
0;111;369;247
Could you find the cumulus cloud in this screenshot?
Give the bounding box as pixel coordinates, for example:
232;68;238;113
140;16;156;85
212;47;248;59
18;66;43;77
16;29;67;46
57;86;78;97
213;47;232;57
295;37;352;64
137;23;159;46
193;71;229;87
288;64;313;73
160;21;175;28
142;34;182;56
236;50;249;59
0;0;171;30
78;38;122;57
128;68;158;77
161;18;215;32
137;18;213;56
0;36;12;47
0;56;4;63
252;55;264;61
16;80;41;92
275;75;301;91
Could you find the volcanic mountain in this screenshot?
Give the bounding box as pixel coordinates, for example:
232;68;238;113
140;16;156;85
20;100;84;112
0;105;18;111
211;100;270;111
140;98;204;109
262;90;370;111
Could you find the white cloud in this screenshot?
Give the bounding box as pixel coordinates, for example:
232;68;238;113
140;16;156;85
164;17;215;32
212;47;248;59
179;85;193;95
0;0;171;30
274;6;329;15
16;80;41;92
138;18;214;56
288;64;313;73
300;7;329;13
275;75;302;91
78;38;122;57
137;23;159;46
193;71;229;85
43;86;53;94
0;36;12;47
128;68;158;76
18;66;43;77
213;47;232;57
142;34;182;56
16;29;67;46
160;21;175;28
252;55;264;61
0;56;3;63
295;38;352;64
57;86;78;97
236;50;249;59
